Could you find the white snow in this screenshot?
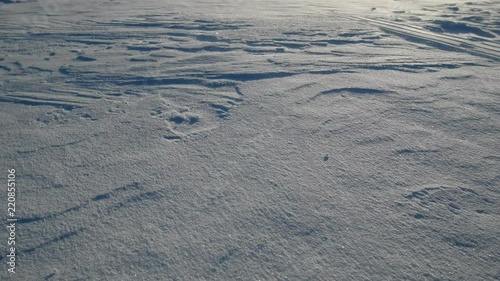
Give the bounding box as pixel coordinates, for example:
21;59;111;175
1;0;499;280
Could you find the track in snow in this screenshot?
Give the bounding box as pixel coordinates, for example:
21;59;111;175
354;15;500;62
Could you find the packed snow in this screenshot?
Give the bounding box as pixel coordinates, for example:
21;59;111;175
0;0;499;280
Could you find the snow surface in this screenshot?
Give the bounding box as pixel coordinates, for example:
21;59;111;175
0;0;499;280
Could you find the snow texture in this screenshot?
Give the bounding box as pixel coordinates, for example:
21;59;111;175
0;0;499;280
